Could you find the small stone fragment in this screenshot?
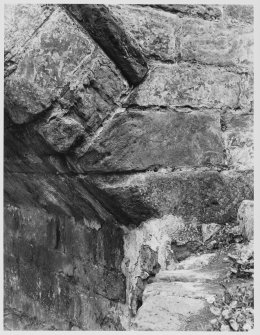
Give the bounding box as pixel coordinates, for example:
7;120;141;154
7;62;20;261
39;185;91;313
229;319;239;331
210;306;221;316
220;324;231;331
37;109;85;153
201;223;221;242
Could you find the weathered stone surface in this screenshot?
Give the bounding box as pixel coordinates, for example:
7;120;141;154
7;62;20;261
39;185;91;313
179;20;253;72
90;170;253;226
237;200;254;241
169;253;216;270
5;7;128;143
110;5;253;72
5;8;96;124
222;111;253;170
4;4;254;331
64;4;148;85
76;109;224;172
37;107;85;153
4;4;54;57
5;7;127;128
133;295;211;331
109;5;180;62
201;223;221;242
223;5;254;25
128;63;252;111
122;214;206;315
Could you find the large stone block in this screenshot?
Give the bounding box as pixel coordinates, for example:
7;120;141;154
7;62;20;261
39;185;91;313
109;5;180;61
76;109;224;172
5;8;95;123
110;5;253;72
89;170;253;226
128;63;252;111
5;7;127;126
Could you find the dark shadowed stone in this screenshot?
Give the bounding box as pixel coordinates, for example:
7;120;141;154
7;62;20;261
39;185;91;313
128;63;252;111
64;4;148;85
4;205;126;329
4;172;117;224
4;119;72;174
76;109;224;172
89;170;253;226
145;4;222;20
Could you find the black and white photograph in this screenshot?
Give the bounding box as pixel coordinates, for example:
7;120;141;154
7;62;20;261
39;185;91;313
2;1;256;331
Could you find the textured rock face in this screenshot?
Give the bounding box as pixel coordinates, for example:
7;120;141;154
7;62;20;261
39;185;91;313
237;200;254;241
110;5;253;72
89;170;253;226
4;4;253;331
63;4;148;86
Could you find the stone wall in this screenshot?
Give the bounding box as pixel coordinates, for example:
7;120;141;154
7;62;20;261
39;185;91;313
4;4;253;330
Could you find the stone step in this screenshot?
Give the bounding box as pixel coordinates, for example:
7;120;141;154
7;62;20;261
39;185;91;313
152;268;221;283
132;252;227;331
132;293;218;331
142;281;222;302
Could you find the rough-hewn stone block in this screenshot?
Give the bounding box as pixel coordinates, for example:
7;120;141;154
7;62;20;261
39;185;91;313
128;63;252;111
110;5;253;72
5;9;95;123
5;8;127;126
109;5;180;62
76;109;224;172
